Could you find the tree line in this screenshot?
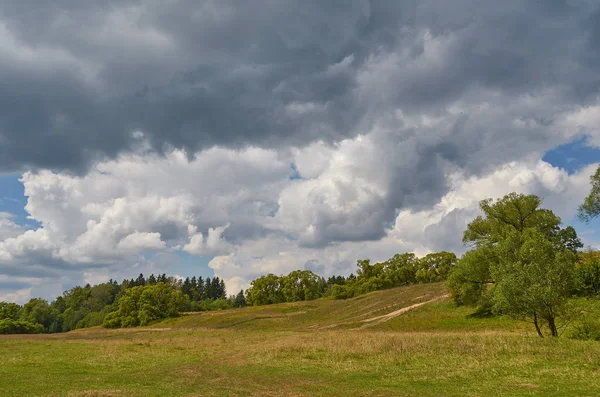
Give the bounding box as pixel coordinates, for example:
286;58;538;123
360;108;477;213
0;273;247;334
5;167;600;336
0;248;459;334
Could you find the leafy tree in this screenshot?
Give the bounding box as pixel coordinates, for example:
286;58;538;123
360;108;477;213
51;296;66;314
280;270;323;302
448;193;579;337
446;248;494;306
60;307;87;332
578;166;600;222
20;298;55;332
574;249;600;296
0;302;21;321
416;252;457;283
492;228;576;337
246;274;284;306
555;226;584;254
0;319;44;334
103;283;188;328
382;253;418;286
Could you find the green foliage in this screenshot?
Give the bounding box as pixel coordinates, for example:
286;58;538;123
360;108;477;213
575;249;600;296
569;318;600;341
103;283;188;328
492;228;576;336
246;273;286;306
280;270;325;302
449;193;580;337
447;248;493;305
416;252;457;283
332;252;454;300
0;319;44;334
20;298;55;332
246;271;330;306
233;290;247;308
578;165;600;222
76;309;111;329
382;253;419;286
0;302;21;320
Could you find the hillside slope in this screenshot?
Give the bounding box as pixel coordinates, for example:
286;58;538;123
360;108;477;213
162;282;525;334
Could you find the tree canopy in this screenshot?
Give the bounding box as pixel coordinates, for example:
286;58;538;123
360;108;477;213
448;193;581;337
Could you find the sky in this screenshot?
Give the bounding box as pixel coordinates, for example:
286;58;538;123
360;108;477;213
1;0;600;303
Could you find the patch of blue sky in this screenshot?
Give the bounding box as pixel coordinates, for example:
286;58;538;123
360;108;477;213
0;173;40;229
158;250;214;279
544;135;600;247
543;135;600;175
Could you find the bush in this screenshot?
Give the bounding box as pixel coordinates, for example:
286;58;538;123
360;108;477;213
76;310;108;329
331;284;352;300
569;319;600;341
102;311;122;328
0;319;44;334
575;250;600;296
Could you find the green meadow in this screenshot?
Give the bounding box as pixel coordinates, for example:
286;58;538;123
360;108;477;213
2;283;600;397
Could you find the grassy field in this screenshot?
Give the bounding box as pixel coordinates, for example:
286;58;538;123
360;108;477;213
2;283;600;396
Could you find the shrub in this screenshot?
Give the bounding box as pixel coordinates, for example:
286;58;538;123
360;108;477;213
0;319;44;334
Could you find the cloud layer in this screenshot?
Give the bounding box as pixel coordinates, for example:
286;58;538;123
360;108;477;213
1;1;600;301
1;1;600;171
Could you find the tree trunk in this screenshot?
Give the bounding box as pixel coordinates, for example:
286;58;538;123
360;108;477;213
547;316;559;337
533;312;544;338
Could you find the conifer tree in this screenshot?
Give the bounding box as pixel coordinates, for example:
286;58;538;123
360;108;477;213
211;277;220;299
219;279;226;299
234;290;247;307
135;273;146;287
182;277;194;300
205;277;213;299
196;277;204;301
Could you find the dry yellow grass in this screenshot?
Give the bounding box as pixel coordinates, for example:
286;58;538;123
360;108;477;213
2;283;599;396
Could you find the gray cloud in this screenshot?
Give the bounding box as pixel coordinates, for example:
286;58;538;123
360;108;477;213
0;0;598;173
2;1;600;301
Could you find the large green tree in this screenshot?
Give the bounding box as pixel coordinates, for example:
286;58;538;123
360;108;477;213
103;283;188;328
20;298;55;332
448;193;581;337
0;302;21;321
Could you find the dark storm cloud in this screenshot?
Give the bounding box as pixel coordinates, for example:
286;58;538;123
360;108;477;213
1;0;598;173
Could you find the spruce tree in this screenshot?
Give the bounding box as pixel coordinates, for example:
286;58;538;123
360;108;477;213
234;290;247;307
205;277;213;299
211;277;220;299
182;277;193;300
196;277;204;301
219;279;226;299
135;273;146;286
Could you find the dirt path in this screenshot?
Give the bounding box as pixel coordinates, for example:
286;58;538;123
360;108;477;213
307;293;450;330
359;294;449;328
